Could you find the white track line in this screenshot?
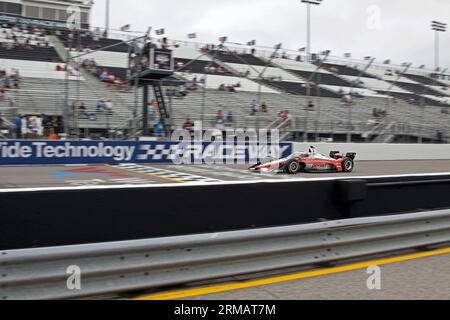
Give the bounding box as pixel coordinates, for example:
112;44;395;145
1;172;450;193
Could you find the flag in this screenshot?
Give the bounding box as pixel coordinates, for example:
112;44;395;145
401;62;409;67
247;40;256;46
187;33;197;39
344;53;351;58
155;28;165;35
298;47;306;52
274;43;282;50
219;36;228;43
364;56;371;60
419;65;425;69
120;24;130;32
383;59;391;64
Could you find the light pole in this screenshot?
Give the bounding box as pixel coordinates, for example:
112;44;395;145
303;50;329;142
431;21;447;71
105;0;111;38
301;0;323;62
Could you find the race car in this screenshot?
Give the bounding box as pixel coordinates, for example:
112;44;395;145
249;149;356;174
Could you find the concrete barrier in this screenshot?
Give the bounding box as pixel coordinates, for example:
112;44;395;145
293;143;450;161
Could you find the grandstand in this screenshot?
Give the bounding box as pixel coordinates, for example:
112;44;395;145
0;0;448;143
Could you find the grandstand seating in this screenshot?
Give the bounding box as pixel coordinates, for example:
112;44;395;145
0;27;61;62
270;58;383;98
174;58;233;76
289;69;354;87
0;46;61;62
319;63;377;78
404;73;448;87
224;62;301;82
181;73;278;93
207;50;266;66
0;59;80;80
0;23;448;142
58;33;129;53
262;80;340;98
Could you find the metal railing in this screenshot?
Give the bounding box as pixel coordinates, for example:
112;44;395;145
1;209;450;300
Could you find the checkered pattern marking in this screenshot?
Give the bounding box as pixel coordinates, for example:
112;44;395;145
137;144;178;161
117;164;223;183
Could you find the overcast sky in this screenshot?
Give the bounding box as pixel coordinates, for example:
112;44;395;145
90;0;449;69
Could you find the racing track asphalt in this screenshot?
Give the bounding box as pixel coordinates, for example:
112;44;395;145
0;160;449;189
151;246;450;300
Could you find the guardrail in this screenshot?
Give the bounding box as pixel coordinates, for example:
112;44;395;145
1;209;450;300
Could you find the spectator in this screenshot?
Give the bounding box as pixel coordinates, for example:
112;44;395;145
106;73;115;85
281;110;290;121
226;111;234;126
215;117;225;130
77;103;89;119
154;121;165;137
182;118;194;133
342;94;353;106
161;37;170;49
42;115;52;136
150;99;158;111
99;69;109;81
3;76;12;89
260;103;268;113
49;128;58;140
14;115;22;139
96;99;107;111
27;116;39;138
104;99;113;113
250;99;258;116
437;130;444;143
216;110;224;121
177;85;188;97
147;102;155;120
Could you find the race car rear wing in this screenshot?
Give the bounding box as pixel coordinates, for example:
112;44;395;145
345;152;356;160
330;151;356;160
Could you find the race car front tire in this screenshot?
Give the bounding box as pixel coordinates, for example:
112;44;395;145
285;160;300;174
342;158;354;173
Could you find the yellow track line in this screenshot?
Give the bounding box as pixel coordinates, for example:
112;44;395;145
135;246;450;300
105;164;185;184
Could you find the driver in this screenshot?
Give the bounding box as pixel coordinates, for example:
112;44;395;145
309;146;317;154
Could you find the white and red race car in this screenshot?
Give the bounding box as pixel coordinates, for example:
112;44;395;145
249;149;356;174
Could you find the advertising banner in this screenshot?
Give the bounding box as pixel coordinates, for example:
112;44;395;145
0;141;292;165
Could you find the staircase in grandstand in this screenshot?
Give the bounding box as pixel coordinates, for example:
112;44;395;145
152;82;171;130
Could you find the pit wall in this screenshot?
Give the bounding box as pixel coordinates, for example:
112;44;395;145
2;174;450;250
293;143;450;161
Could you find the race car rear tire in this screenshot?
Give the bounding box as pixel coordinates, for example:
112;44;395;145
285;160;300;174
342;158;354;173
